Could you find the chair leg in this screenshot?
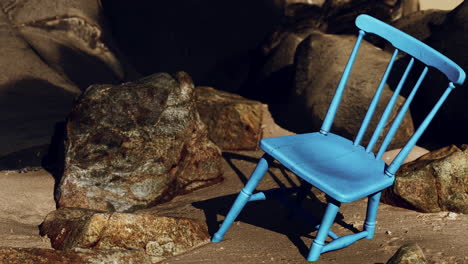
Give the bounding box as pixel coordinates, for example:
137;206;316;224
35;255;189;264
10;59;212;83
212;154;273;243
364;191;381;239
307;199;341;261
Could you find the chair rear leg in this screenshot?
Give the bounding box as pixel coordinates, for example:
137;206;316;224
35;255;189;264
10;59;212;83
212;154;273;242
364;191;381;239
307;199;341;261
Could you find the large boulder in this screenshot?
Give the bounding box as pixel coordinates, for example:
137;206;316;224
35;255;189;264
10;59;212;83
0;8;79;158
382;145;468;213
241;0;418;105
407;1;468;145
283;0;419;34
0;0;134;163
290;32;414;148
196;86;263;150
56;72;223;212
39;208;209;262
1;0;132;89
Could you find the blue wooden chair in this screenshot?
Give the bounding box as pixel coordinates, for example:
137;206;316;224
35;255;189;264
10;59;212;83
211;14;465;261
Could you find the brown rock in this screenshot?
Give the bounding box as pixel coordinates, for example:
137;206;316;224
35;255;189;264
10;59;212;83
291;32;414;148
39;208;209;262
0;247;156;264
382;145;468;213
386;243;427;264
196;86;263;150
56;72;223;212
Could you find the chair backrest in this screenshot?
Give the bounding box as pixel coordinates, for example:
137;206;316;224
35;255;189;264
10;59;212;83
319;14;466;177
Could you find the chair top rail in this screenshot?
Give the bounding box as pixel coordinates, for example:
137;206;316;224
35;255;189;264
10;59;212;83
356;14;466;85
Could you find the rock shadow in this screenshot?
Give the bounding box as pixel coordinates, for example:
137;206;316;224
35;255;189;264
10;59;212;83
0;78;76;169
193;151;360;258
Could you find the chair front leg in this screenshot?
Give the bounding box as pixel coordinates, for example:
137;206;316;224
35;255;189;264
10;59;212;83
364;191;381;239
212;154;273;242
307;198;341;261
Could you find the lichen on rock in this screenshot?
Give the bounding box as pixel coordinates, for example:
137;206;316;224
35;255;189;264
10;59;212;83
56;72;223;212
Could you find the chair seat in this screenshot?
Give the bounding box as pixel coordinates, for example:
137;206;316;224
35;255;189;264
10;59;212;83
260;132;394;203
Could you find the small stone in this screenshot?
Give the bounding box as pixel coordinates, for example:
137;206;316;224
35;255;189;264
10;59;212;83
386;243;427;264
446;212;458;220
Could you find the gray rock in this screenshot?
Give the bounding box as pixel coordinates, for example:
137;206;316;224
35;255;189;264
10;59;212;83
291;32;414;149
382;145;468;213
39;208;209;262
196;86;263;150
386;243;427;264
56;72;223;212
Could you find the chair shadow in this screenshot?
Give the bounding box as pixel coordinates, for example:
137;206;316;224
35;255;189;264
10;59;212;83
193;152;361;258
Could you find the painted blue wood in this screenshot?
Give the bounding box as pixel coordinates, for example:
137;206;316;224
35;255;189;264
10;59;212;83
320;30;365;135
363;192;382;239
376;67;429;159
356;14;465;85
260;133;393;203
366;57;414;153
212;14;466;262
211;154;272;243
386;84;455;176
308;200;341;261
321;231;368;253
354;49;399;146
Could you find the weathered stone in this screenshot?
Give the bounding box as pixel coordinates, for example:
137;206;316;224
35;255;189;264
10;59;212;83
56;72;223;212
0;8;79;158
382;145;468;213
196;86;262;150
1;0;132;89
386;243;427;264
391;10;448;42
0;0;136;163
283;0;419;34
0;247;157;264
291;32;414;148
407;1;468;145
39;208;209;261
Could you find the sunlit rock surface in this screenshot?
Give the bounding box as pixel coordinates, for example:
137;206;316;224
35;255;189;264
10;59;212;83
56;72;223;212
